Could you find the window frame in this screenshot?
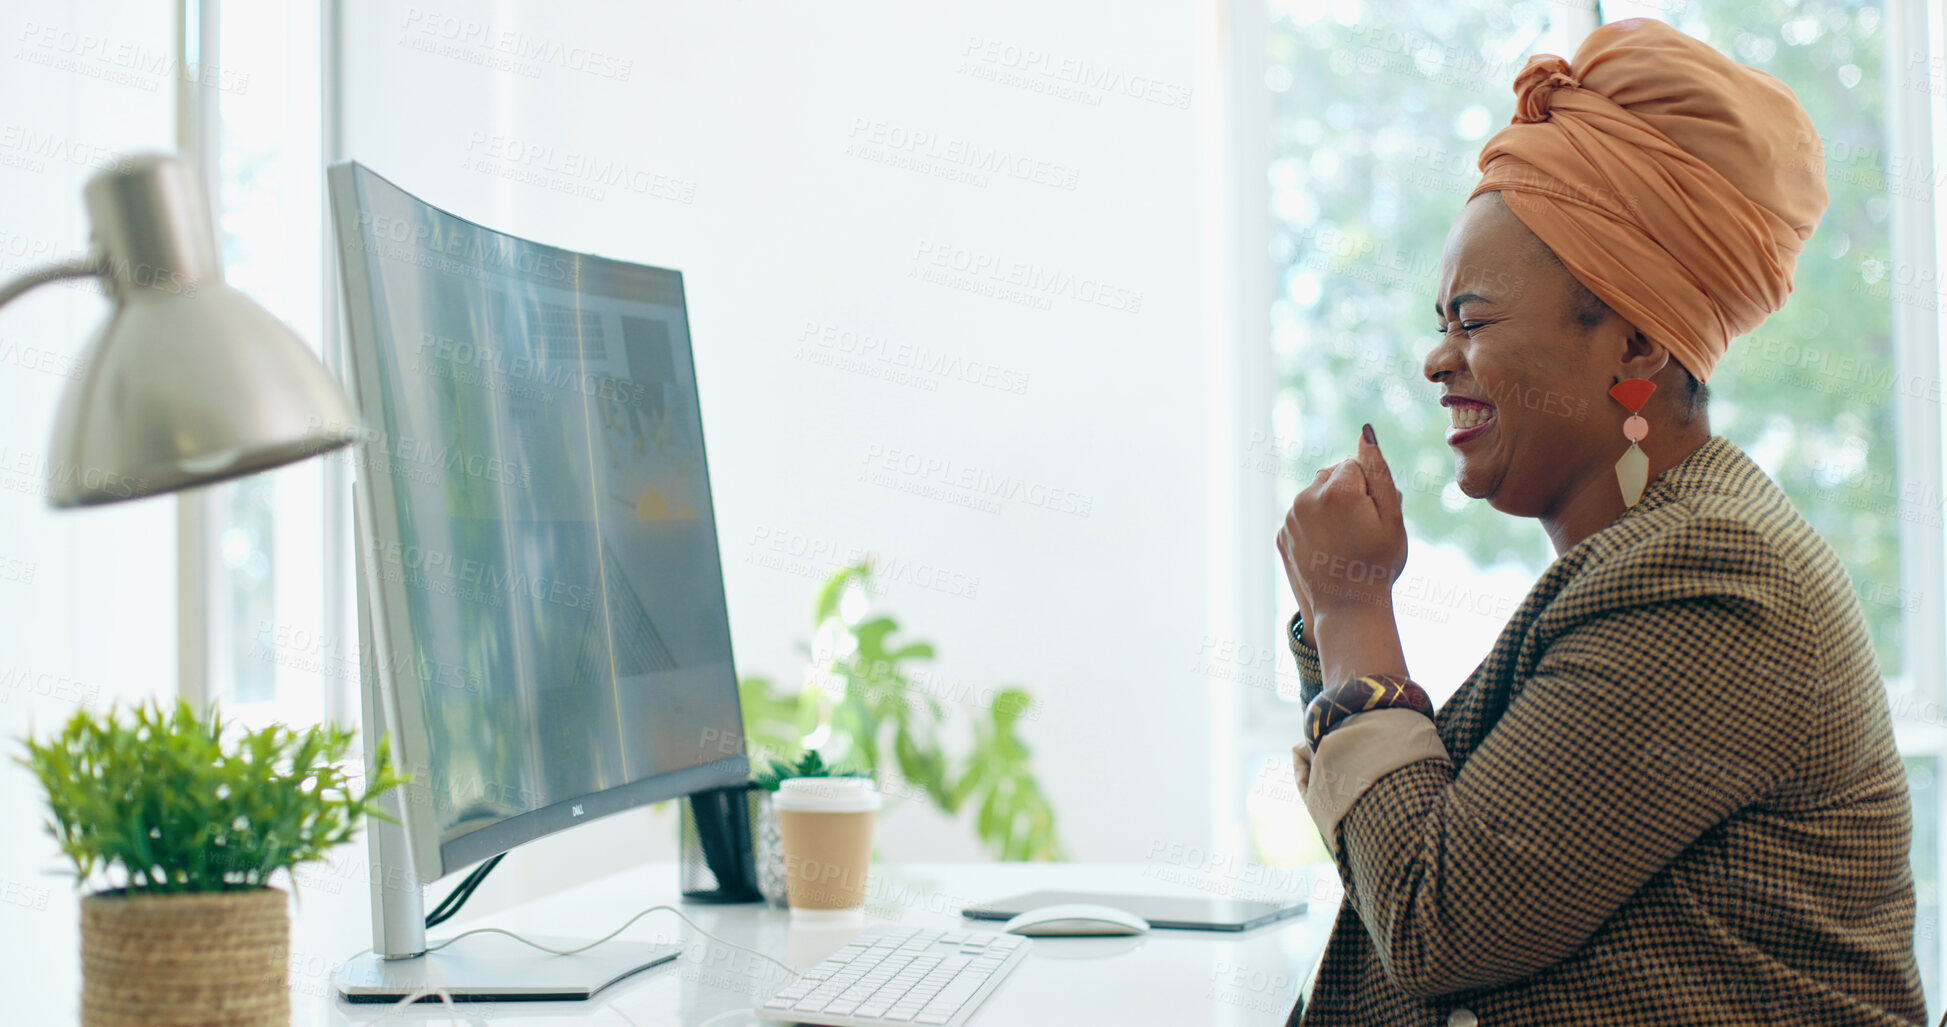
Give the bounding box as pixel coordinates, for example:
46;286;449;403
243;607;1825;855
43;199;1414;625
177;0;345;732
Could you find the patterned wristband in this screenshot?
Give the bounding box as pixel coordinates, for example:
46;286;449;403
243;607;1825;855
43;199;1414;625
1304;674;1435;749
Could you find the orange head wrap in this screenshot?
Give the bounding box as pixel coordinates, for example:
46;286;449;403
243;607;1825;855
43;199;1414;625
1468;18;1828;382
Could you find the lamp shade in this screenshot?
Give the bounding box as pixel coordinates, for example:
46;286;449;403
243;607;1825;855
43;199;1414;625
44;154;361;507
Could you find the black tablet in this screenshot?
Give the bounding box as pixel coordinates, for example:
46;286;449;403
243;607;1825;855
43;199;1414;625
961;890;1307;932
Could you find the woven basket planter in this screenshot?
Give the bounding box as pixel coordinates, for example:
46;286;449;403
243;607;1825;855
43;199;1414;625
80;887;289;1026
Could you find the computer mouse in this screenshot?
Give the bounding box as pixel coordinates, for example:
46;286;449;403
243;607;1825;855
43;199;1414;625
1001;903;1150;937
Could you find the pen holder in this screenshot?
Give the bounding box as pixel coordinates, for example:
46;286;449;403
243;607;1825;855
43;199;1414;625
679;785;763;903
679;784;789;905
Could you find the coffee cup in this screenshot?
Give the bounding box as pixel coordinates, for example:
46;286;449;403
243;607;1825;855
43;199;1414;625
773;778;881;920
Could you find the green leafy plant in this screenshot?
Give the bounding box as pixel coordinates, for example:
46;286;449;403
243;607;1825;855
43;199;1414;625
740;560;1064;861
17;698;407;894
748;749;872;792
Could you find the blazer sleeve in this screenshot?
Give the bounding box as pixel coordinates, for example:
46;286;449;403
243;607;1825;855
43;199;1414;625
1328;514;1816;999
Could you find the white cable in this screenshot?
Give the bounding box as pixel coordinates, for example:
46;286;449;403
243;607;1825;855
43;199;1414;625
357;983;461;1025
360;984;673;1027
351;905;793;1024
423;903;798;978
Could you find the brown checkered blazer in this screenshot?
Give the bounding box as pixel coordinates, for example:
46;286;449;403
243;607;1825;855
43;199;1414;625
1286;436;1926;1026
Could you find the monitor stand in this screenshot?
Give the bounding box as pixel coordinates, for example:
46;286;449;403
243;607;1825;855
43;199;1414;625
335;933;681;1003
331;797;683;1003
337;539;688;1004
335;594;683;1003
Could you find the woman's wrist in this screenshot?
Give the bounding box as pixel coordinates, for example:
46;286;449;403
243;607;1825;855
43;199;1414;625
1312;604;1409;691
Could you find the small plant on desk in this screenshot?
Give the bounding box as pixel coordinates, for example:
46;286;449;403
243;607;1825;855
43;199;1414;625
749;749;873;792
18;699;406;1026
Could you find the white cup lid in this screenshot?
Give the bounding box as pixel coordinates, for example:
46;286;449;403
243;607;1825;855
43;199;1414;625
772;777;882;812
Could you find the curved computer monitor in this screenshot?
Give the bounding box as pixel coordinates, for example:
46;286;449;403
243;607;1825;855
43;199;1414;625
328;161;748;886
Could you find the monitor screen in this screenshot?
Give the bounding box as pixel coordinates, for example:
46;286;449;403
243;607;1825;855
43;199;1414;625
328;162;747;878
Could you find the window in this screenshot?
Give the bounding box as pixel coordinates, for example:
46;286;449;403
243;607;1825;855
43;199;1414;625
1244;0;1591;866
1604;0;1944;1007
1244;0;1945;1014
183;0;335;731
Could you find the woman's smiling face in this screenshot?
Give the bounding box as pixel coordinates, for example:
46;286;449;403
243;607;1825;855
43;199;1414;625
1424;192;1623;519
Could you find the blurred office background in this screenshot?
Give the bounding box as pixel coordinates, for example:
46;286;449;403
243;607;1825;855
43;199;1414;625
1;0;1942;1020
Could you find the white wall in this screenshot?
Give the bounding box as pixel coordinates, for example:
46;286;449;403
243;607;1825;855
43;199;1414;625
0;1;1239;1010
331;0;1229;917
0;1;182;1018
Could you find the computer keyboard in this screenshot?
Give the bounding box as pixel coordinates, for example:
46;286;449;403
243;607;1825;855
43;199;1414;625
755;924;1032;1026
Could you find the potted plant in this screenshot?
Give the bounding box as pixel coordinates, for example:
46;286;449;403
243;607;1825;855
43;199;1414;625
18;699;405;1026
738;559;1064;862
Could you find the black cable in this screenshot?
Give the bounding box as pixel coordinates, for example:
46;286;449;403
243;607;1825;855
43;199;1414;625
425;852;504;929
424;873;473;928
426;854;499;928
431;854;501;925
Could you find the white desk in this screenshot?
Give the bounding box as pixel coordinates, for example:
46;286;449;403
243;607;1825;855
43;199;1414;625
309;861;1340;1026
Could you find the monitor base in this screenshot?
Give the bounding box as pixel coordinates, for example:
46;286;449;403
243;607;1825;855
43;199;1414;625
335;933;682;1003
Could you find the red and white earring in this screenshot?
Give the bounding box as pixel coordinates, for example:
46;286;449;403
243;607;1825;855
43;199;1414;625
1608;353;1668;507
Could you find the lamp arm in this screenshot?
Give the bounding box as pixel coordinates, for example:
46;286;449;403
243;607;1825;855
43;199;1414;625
0;248;106;310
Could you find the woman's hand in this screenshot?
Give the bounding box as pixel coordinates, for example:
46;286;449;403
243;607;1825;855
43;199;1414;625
1277;424;1409;623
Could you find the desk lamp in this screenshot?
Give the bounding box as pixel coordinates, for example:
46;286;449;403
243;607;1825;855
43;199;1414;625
0;153;359;507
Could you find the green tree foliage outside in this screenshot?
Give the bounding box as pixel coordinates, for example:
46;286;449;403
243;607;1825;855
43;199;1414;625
1267;0;1904;673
